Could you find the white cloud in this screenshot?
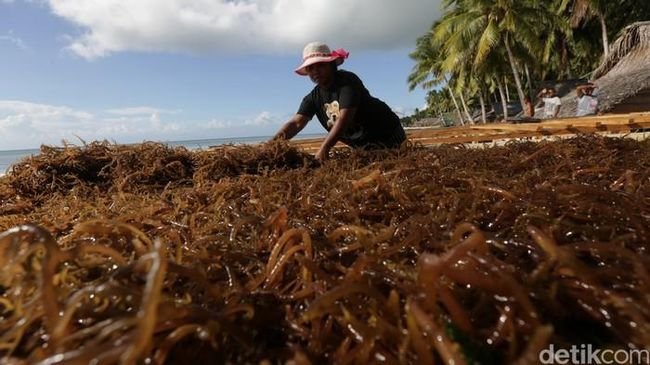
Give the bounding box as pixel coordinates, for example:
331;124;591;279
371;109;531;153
0;101;177;149
246;111;276;126
106;106;179;116
205;119;232;129
0;100;287;150
0;101;96;148
44;0;442;59
0;31;29;50
150;112;161;124
0;100;93;122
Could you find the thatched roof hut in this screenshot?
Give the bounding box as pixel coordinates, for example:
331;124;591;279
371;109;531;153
559;21;650;117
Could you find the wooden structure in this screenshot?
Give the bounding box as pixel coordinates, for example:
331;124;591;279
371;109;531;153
291;113;650;152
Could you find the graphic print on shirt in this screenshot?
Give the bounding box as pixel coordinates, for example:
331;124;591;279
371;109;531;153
324;101;340;129
323;101;363;140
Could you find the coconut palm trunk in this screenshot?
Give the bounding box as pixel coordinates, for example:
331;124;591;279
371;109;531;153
447;85;465;126
459;92;474;124
570;0;610;60
496;77;508;122
479;92;487;124
524;64;533;97
504;36;527;114
598;14;609;58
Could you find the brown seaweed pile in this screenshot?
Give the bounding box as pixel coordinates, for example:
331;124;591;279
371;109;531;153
0;136;648;364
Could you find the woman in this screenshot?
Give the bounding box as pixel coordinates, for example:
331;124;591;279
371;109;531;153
273;42;406;161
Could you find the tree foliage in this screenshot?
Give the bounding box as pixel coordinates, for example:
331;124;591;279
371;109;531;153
408;0;650;122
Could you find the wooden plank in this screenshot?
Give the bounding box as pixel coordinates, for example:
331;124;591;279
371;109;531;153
290;113;650;151
471;112;650;129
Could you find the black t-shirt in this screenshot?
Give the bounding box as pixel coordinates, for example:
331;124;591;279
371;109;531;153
297;70;405;148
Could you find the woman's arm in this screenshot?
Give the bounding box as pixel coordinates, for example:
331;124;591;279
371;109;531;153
273;114;310;140
316;107;357;161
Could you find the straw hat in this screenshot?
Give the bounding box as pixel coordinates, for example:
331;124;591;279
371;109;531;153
295;42;349;76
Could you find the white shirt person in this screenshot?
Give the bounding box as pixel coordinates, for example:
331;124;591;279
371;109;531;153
537;87;562;119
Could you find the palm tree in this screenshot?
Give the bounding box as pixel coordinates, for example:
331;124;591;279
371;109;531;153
408;30;466;125
539;0;575;79
425;90;456;119
464;73;490;124
435;0;548;115
568;0;610;58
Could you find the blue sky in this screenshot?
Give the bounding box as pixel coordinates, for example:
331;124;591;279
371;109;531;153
0;0;441;150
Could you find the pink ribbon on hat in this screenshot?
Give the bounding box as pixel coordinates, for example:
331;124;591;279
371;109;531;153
331;48;349;60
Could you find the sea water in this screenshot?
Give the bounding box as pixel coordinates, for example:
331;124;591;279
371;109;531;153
0;133;325;176
0;148;41;175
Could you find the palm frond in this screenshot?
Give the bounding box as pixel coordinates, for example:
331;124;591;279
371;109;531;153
475;18;500;66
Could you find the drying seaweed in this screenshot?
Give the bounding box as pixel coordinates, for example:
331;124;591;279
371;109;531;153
0;135;649;364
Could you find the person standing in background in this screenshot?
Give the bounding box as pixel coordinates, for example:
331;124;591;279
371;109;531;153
537;87;562;119
576;83;599;117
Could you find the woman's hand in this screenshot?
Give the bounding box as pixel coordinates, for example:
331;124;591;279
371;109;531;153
314;107;357;163
315;147;329;162
271;114;310;141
